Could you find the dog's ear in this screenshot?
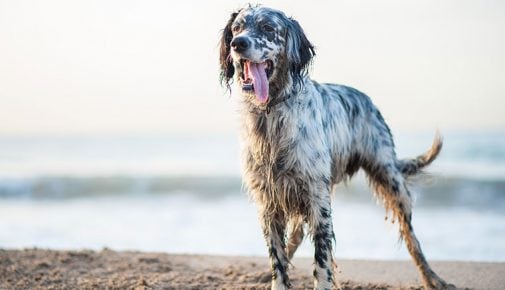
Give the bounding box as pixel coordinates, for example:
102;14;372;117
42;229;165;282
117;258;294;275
219;10;240;91
286;18;315;88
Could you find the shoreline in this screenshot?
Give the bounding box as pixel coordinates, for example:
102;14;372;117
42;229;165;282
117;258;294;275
1;249;504;289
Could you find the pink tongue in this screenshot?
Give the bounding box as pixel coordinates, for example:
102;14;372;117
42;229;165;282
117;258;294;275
247;62;269;103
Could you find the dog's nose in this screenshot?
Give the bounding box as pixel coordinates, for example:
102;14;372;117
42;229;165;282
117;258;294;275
231;37;250;53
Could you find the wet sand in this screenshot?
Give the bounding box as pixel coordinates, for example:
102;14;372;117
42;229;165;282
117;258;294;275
1;248;503;289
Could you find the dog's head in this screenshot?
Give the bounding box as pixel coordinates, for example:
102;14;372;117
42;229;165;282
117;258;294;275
220;6;315;105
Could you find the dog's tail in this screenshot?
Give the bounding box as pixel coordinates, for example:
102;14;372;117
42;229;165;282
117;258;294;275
398;132;443;177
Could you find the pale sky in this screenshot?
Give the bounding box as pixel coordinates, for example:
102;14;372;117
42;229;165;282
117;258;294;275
0;0;504;135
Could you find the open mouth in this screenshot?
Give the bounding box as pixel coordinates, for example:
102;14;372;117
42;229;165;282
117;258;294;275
240;59;274;103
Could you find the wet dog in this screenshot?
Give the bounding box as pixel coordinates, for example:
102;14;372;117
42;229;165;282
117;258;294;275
219;5;450;290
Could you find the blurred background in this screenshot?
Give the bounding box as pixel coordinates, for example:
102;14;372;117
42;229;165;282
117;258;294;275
0;0;504;261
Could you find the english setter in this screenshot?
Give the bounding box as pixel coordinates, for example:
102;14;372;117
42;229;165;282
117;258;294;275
219;5;451;290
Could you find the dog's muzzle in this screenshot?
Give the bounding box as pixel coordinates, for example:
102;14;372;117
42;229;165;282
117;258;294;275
231;36;250;53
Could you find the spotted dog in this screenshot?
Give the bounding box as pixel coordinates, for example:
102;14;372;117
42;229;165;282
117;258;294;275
219;5;451;290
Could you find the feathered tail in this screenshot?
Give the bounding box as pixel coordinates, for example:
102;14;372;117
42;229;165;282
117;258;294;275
398;132;443;177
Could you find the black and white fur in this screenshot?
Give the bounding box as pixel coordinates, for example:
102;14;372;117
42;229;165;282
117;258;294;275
219;5;451;290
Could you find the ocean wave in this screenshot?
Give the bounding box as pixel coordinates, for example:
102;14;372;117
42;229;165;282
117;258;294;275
0;176;242;199
1;175;503;211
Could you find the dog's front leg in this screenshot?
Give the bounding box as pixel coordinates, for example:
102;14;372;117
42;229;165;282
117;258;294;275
310;193;335;290
260;210;291;290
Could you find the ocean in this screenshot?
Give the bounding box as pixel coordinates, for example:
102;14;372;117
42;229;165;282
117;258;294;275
0;132;504;261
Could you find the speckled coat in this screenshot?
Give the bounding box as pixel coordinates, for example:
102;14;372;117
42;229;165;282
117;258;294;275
220;5;450;290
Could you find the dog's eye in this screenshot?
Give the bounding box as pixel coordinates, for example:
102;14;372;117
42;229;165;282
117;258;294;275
262;24;275;32
232;24;241;33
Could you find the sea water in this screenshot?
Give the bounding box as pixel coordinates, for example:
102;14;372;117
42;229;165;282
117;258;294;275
0;132;504;261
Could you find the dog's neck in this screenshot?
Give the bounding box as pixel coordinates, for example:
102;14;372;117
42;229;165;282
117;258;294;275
244;93;293;115
265;93;293;113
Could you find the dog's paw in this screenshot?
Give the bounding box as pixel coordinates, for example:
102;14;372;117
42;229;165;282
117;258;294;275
424;276;457;290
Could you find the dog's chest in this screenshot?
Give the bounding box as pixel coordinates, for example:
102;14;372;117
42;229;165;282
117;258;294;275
242;110;332;213
245;110;329;181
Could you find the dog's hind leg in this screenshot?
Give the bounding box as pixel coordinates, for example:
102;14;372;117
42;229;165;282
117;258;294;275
367;163;451;290
286;216;304;260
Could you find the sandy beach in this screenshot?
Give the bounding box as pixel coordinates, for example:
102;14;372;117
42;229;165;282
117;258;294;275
1;248;503;289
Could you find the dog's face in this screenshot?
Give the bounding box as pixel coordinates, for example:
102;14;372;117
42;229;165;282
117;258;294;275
220;6;315;105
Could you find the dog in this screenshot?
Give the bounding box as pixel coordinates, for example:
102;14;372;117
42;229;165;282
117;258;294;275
219;5;451;290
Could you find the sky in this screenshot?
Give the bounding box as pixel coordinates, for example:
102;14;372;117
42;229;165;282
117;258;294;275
0;0;504;136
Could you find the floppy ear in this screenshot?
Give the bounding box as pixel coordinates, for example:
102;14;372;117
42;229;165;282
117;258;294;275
286;18;315;88
219;11;240;90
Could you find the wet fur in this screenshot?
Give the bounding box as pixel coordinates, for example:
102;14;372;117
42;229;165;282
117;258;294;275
220;5;451;290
